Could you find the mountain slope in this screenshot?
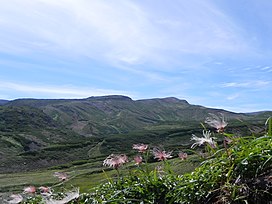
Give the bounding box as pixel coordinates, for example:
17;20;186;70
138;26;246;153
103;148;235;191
0;99;9;105
1;95;270;173
6;95;250;136
0;105;90;172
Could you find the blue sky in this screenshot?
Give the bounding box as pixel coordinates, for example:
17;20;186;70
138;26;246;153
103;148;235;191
0;0;272;112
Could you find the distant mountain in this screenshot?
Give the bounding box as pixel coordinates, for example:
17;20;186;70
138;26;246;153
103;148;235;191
245;110;272;116
0;99;9;105
5;95;251;136
1;95;270;172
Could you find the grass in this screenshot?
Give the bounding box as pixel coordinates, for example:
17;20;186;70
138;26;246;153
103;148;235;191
0;154;199;194
0;170;57;193
69;119;270;204
1;116;271;203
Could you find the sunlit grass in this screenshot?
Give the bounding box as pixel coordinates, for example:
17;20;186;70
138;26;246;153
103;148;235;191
1;116;271;203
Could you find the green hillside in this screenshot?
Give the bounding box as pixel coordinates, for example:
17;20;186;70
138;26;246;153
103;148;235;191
0;95;270;173
6;95;252;135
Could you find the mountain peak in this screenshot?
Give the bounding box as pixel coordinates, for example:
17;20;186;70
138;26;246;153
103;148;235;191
137;97;189;105
160;97;189;104
87;95;132;101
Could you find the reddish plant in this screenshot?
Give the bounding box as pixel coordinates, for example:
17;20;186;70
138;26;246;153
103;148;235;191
132;143;149;153
178;152;188;160
152;147;172;161
23;186;36;194
103;154;129;169
134;155;143;165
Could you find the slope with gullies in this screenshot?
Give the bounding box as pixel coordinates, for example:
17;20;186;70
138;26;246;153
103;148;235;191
0;95;269;173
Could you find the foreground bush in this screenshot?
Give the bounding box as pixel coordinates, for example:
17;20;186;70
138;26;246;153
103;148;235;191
72;136;271;203
67;116;271;203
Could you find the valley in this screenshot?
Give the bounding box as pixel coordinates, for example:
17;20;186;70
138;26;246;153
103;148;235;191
0;95;270;193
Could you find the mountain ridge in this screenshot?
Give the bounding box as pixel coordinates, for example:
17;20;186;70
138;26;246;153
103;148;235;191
3;95;270;114
0;95;271;172
2;95;271;137
0;99;9;105
3;95;242;131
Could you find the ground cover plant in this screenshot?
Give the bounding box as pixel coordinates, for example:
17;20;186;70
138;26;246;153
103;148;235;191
1;114;271;203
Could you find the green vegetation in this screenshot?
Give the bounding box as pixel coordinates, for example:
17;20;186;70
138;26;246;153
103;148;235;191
1;115;271;203
67;118;271;204
0;96;271;203
1;96;269;173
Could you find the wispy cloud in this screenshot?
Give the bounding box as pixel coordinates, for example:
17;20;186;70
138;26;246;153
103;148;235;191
261;66;271;70
0;0;156;65
0;0;251;70
221;80;271;88
226;93;240;100
0;81;132;99
260;66;272;73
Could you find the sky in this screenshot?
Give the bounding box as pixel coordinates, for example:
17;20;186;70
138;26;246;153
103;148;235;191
0;0;272;113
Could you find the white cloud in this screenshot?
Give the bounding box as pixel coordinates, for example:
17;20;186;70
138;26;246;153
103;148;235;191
221;80;271;88
226;93;240;100
261;66;271;70
0;0;250;70
0;0;157;65
0;81;132;99
260;66;272;73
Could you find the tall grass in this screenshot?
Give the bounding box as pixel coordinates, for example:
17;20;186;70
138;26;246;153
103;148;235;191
2;116;272;204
